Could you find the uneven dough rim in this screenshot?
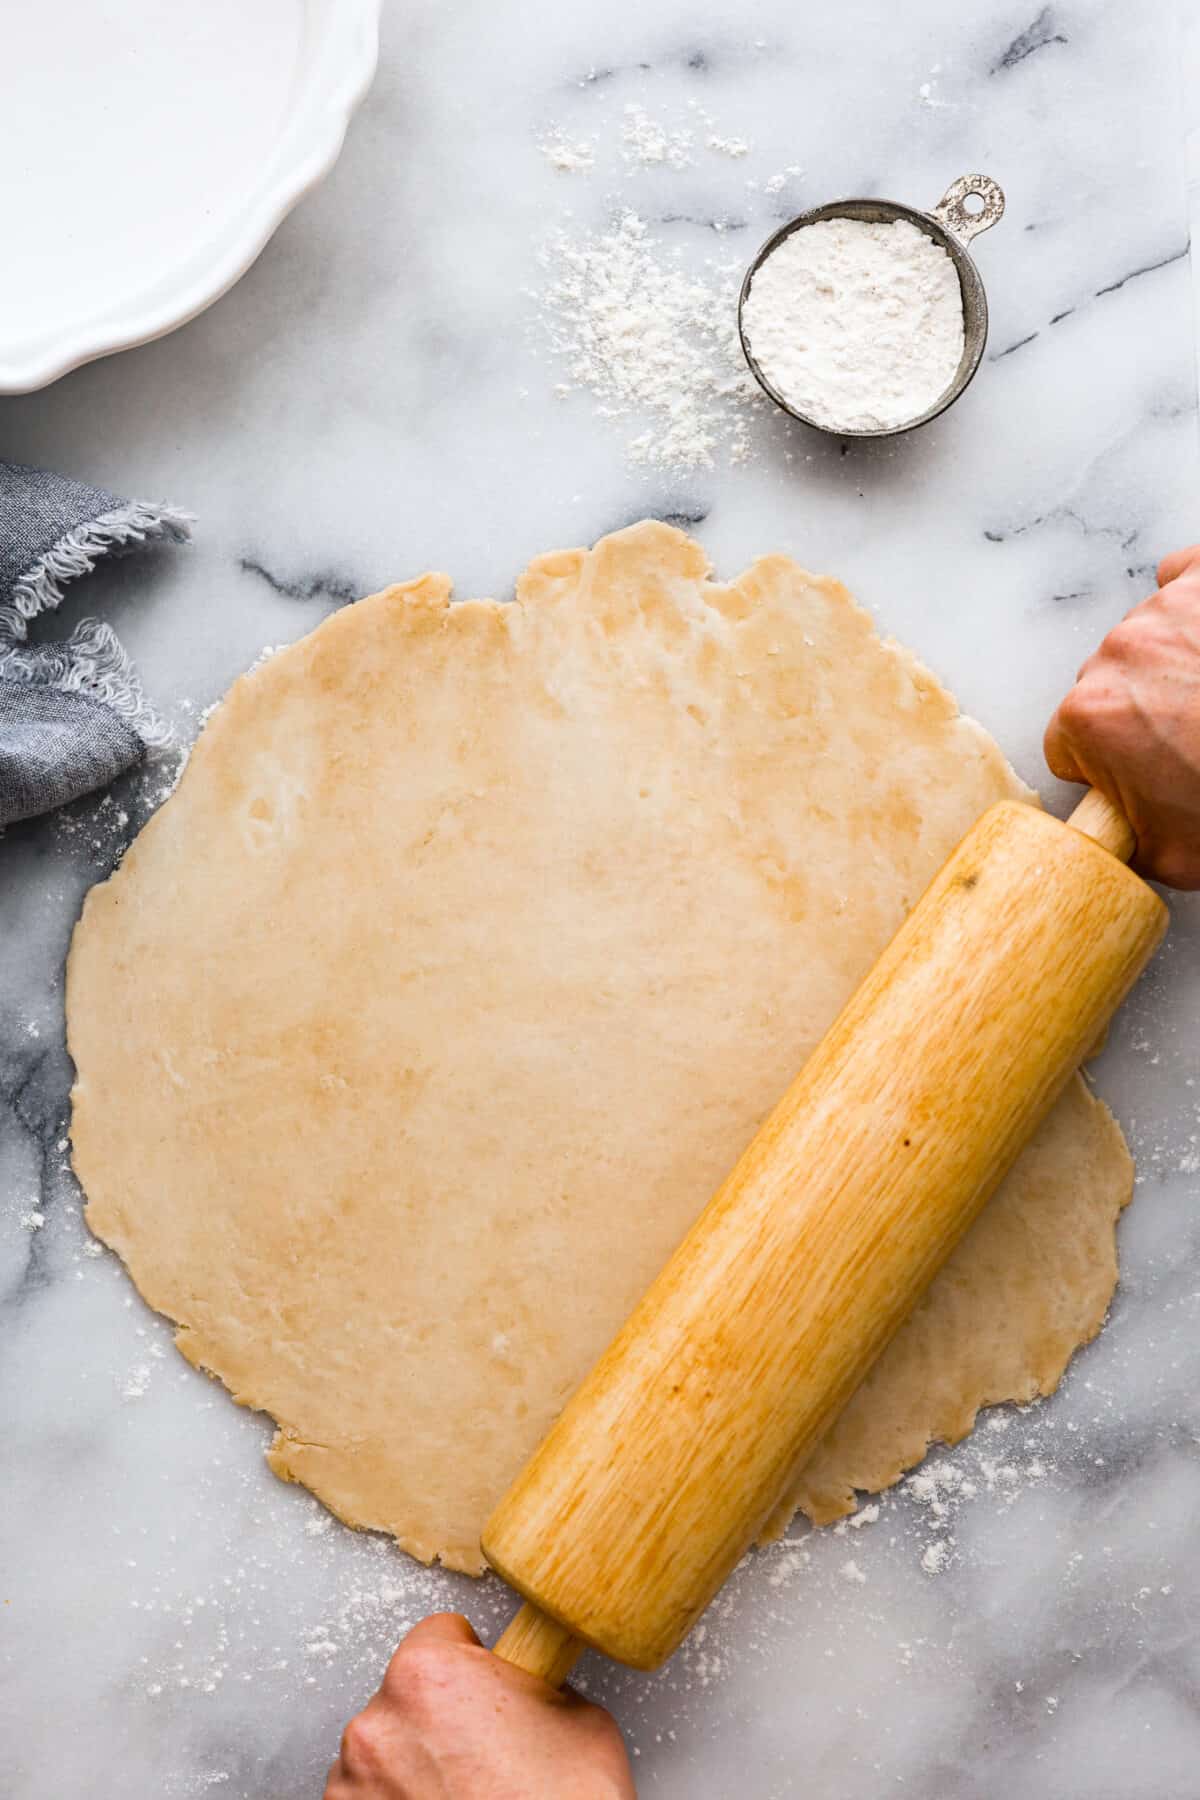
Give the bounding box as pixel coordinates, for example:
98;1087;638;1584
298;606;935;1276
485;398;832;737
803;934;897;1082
66;520;1132;1577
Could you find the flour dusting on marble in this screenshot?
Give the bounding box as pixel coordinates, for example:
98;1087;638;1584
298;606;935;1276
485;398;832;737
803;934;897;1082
540;100;755;175
901;1414;1055;1576
537;128;596;173
534;211;758;470
529;93;802;470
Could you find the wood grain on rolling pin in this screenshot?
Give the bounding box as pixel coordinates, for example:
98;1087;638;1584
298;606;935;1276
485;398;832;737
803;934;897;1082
484;800;1165;1671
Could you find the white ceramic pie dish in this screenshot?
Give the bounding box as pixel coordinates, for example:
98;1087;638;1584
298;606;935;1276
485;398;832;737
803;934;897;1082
0;0;380;393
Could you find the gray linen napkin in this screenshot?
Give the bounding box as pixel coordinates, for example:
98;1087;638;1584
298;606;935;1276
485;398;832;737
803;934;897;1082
0;461;191;827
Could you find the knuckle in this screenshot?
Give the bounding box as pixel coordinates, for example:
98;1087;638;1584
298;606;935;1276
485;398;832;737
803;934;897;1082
1098;619;1138;664
1054;683;1096;738
382;1642;447;1706
1062;660;1135;734
339;1712;383;1775
1055;685;1085;726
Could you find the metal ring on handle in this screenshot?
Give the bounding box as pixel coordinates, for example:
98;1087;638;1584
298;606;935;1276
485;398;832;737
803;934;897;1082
933;174;1006;245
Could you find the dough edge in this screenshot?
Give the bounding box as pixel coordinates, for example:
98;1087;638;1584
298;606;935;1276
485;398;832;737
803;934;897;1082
66;519;1130;1577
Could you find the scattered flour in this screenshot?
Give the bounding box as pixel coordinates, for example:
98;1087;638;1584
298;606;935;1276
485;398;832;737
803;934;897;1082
536;211;759;470
767;1545;812;1588
918;63;949;109
706;133;750;158
741;217;965;431
538;129;595;173
764;1407;1061;1598
529;94;791;470
762;165;803;196
904;1428;1055;1575
122;1363;154;1400
543;102;758;177
831;1502;881;1542
100;1372;1164;1782
621;102;694;171
130;1512;463;1709
247;643;288;677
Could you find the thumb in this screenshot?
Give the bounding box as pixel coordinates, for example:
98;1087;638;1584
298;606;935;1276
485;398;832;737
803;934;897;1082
1043;707;1084;783
399;1612;482;1651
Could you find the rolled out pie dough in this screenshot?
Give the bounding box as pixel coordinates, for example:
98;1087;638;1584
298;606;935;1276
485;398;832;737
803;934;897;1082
68;522;1132;1573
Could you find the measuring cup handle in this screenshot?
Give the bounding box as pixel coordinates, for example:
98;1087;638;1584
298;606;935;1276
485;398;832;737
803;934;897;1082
932;174;1006;245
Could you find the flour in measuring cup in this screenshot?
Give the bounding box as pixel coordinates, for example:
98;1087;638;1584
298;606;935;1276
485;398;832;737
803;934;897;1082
741;216;965;432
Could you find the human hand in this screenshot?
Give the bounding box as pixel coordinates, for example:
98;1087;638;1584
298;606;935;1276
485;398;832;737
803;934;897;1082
1044;545;1200;887
324;1613;636;1800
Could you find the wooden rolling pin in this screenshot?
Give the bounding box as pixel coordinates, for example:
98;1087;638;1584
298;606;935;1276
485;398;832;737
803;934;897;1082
483;791;1166;1683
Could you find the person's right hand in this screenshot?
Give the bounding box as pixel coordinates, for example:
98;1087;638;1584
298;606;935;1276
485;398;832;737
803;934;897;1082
324;1613;636;1800
1044;544;1200;888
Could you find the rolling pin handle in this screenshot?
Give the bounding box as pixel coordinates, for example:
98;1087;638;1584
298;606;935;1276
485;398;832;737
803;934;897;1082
493;1602;583;1688
1066;788;1136;863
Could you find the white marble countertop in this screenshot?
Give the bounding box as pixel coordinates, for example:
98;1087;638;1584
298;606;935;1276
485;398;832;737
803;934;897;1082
4;3;1200;1795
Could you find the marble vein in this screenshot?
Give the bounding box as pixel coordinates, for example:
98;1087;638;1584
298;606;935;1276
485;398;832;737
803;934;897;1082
239;556;360;608
991;6;1069;74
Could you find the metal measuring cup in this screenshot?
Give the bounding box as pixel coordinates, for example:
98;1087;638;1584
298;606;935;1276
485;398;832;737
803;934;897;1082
737;173;1006;438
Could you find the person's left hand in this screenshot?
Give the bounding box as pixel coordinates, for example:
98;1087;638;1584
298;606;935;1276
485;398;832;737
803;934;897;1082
324;1613;635;1800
